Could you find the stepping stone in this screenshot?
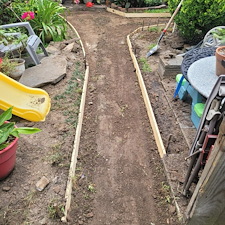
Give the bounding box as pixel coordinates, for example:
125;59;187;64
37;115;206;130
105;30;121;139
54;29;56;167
19;55;67;88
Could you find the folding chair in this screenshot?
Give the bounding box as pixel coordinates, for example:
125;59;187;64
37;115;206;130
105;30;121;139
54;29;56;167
0;22;48;65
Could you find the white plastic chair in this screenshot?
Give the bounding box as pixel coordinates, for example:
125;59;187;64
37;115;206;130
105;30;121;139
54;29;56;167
0;22;48;65
201;26;225;48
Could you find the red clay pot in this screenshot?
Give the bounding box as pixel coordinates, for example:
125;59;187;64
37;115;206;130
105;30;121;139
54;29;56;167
215;46;225;76
0;135;18;180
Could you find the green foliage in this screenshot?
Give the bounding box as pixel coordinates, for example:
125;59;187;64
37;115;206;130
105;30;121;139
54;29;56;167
12;0;67;43
144;0;163;6
113;0;163;7
0;0;19;25
148;26;161;32
0;107;41;150
139;57;152;72
144;8;169;13
212;28;225;43
0;57;18;76
168;0;225;44
0;28;28;58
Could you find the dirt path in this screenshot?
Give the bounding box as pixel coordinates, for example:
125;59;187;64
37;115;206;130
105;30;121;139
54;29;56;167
66;9;180;225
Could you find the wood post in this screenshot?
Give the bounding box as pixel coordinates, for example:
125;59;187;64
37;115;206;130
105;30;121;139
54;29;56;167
185;118;225;225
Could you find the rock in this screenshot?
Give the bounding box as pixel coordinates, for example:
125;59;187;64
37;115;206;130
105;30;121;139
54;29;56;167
78;220;84;225
52;176;58;184
169;205;176;214
2;186;11;192
36;176;50;191
45;45;60;55
63;42;75;52
53;185;61;194
39;218;47;225
19;55;67;88
85;212;94;218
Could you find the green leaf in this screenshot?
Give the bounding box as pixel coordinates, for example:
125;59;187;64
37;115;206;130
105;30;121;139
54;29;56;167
0;107;13;126
11;127;42;136
125;2;131;8
0;143;9;151
0;122;15;144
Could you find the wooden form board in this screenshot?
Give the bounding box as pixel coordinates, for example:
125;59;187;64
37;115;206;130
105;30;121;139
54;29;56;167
61;22;89;223
127;25;166;158
107;7;171;18
185;119;225;225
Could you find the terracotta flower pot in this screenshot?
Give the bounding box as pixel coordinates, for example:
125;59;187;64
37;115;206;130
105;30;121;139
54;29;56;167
0;130;19;180
215;46;225;76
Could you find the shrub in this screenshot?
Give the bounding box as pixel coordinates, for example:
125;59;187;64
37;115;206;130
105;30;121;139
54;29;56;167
0;0;21;25
168;0;225;44
144;0;163;6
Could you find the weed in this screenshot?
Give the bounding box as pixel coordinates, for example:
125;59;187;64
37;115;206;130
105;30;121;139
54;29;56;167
139;57;152;73
48;200;64;219
145;8;170;13
162;182;170;192
88;184;96;193
84;193;90;199
120;104;128;117
23;189;37;206
48;143;65;166
161;182;172;204
52;62;84;129
148;26;160;33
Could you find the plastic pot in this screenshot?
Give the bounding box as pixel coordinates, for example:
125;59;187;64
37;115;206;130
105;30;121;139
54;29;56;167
9;58;25;80
0;134;18;180
215;46;225;76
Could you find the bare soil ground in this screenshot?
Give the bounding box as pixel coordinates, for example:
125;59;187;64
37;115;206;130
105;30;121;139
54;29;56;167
0;5;195;225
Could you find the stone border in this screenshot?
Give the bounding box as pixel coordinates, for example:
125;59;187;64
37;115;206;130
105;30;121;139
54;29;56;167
61;20;89;223
127;25;184;221
107;7;171;18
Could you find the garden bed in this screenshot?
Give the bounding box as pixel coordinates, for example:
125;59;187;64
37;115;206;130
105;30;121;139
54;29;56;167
107;6;171;18
128;25;198;220
0;25;86;224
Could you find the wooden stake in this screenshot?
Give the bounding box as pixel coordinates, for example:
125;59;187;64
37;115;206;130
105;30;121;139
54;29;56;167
127;26;166;158
61;21;89;223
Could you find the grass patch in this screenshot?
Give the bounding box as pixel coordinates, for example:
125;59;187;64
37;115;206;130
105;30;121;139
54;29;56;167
52;62;84;128
144;8;170;13
139;57;152;72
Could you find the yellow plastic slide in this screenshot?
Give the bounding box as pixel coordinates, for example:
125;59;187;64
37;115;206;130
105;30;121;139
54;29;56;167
0;72;51;122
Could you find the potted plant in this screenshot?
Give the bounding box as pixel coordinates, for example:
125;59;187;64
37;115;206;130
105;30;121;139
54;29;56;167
215;46;225;76
0;107;41;180
0;28;27;79
210;27;225;76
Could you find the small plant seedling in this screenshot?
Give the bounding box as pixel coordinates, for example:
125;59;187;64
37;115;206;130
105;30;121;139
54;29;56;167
148;26;160;33
48;200;64;219
88;184;96;193
139;57;152;73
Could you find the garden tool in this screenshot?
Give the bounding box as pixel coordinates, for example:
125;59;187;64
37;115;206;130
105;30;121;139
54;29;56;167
146;0;184;57
182;75;225;196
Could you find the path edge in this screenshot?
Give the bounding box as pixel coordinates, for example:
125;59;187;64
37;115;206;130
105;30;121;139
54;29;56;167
127;25;183;221
61;19;89;223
